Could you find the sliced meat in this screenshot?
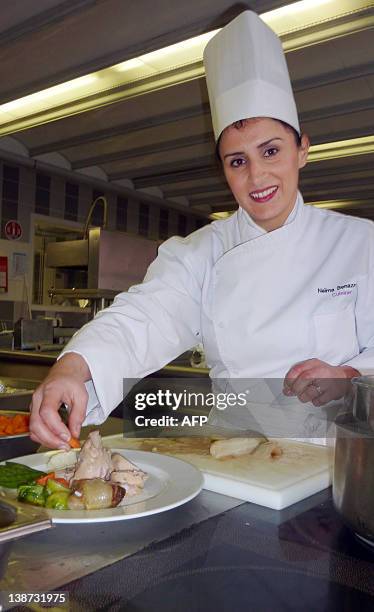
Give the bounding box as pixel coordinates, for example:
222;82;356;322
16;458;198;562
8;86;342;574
73;431;112;481
110;469;147;487
111;453;141;472
210;437;264;459
110;452;148;491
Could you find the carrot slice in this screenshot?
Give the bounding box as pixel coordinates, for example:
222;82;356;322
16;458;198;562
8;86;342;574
53;477;70;488
0;414;30;435
36;472;55;485
69;437;80;449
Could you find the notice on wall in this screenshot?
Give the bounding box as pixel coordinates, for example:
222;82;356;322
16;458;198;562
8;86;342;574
12;252;27;278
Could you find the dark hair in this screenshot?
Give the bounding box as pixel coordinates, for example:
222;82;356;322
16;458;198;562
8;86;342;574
215;117;302;162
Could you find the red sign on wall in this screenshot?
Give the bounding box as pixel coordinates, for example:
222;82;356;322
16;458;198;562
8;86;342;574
4;220;22;241
0;257;8;292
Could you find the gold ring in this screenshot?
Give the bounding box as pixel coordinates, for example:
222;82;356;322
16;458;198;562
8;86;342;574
310;382;323;396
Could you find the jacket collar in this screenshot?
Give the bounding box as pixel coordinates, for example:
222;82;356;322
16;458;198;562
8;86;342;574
237;191;304;243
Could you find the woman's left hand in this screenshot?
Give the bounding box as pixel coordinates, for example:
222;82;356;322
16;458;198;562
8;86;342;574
283;358;360;406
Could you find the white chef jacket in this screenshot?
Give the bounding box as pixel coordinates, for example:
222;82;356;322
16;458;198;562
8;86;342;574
62;192;374;425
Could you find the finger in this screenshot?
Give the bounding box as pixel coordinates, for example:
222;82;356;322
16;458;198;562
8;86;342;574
29;409;70;450
285;359;321;382
312;389;331;407
39;390;72;440
312;380;347;406
289;371;316;398
68;389;88;439
284;360;318;394
298;382;323;404
30;389;71;449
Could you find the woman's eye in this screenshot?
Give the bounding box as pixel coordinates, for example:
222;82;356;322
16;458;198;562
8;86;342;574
264;147;278;158
230;158;245;168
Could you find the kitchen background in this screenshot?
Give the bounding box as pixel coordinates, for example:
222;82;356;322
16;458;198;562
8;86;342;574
0;0;373;339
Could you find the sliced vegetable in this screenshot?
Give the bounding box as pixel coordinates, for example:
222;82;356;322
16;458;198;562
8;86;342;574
17;484;46;506
54;477;70;488
36;472;56;486
45;491;71;510
45;478;71;496
67;494;85;510
69;437;80;449
0;413;30;436
0;462;46;489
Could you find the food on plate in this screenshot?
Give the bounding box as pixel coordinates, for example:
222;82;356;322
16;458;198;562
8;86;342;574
0;413;30;436
0;431;148;511
69;437;81;449
69;479;126;510
18;484;46;506
109;452;148;496
73;431;112;480
0;462;45;488
47;450;77;471
209;437;265;459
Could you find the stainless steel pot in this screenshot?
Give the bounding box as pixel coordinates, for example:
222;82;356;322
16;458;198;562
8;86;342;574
333;376;374;545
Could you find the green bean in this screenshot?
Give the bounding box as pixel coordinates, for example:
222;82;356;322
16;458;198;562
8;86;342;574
0;462;46;488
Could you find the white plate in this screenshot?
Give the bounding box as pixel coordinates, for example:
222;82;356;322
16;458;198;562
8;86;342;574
1;449;203;523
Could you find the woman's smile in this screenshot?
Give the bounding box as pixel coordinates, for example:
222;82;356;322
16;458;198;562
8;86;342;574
249;185;278;203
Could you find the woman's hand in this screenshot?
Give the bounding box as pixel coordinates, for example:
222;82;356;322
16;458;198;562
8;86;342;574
283;358;360;406
29;353;91;449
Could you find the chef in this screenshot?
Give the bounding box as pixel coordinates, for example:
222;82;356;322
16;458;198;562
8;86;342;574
30;10;374;449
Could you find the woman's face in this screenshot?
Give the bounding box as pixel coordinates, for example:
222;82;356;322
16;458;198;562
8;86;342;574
219;118;309;231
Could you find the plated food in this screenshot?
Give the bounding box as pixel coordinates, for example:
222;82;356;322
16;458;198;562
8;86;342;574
0;446;203;524
0;431;148;511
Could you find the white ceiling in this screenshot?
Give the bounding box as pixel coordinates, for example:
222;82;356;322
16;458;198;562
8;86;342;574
0;0;373;219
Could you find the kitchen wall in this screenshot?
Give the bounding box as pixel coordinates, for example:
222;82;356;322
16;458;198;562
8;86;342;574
0;159;205;242
0;158;208;328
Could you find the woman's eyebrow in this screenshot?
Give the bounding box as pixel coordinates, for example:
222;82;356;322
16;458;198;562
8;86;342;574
257;137;283;148
223;151;244;160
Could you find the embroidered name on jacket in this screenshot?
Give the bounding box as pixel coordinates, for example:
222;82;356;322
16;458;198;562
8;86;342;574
317;282;357;297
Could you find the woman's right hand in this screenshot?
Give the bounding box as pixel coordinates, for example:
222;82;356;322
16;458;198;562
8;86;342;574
29;353;91;450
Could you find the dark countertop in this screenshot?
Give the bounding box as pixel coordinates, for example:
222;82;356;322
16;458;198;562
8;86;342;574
60;491;374;612
0;442;372;612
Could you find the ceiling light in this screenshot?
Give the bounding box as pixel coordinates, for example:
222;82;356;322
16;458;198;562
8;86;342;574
209;211;234;220
1;75;97;114
311;199;374;209
308;136;374;162
262;0;332;20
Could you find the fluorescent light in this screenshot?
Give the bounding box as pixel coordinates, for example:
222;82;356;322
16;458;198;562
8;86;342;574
115;29;218;76
263;0;332;20
311;199;373;209
1;75;97;113
308;136;374;162
114;58;146;72
209;211;234;220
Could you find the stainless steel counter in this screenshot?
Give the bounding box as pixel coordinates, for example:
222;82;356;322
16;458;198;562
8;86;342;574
0;349;209;381
0;416;242;599
0;491;242;597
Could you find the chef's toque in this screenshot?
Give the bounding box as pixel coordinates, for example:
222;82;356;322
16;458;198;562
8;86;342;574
203;10;300;141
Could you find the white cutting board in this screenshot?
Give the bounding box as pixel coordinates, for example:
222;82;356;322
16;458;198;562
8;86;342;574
103;435;333;510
